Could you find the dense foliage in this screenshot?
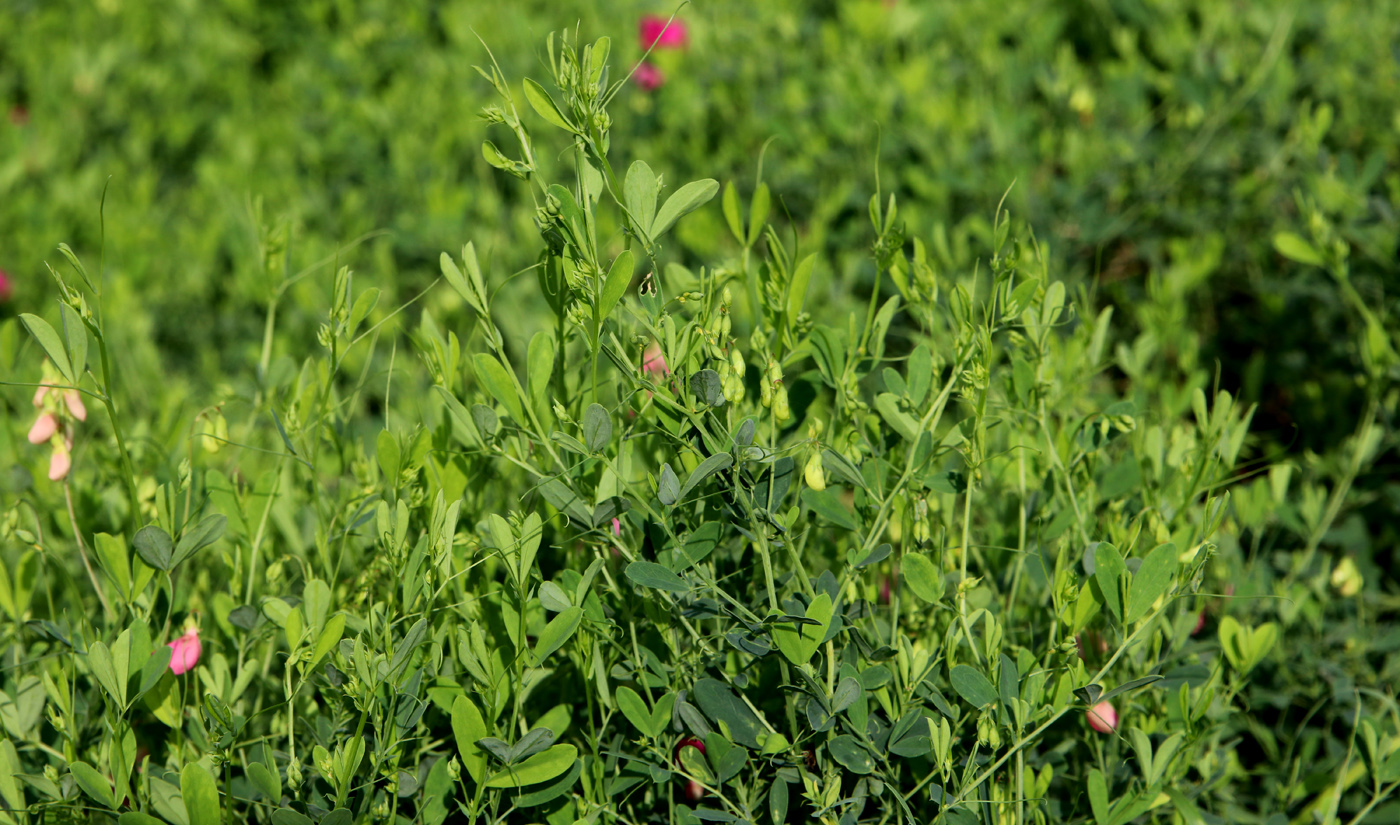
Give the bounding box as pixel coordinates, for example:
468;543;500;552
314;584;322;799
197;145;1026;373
1;3;1397;825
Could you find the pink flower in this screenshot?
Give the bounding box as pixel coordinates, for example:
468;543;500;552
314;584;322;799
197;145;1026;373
1086;701;1118;733
64;390;87;421
879;573;894;605
640;15;688;50
612;518;623;536
634;62;665;92
32;386;48;407
168;627;202;675
0;269;11;302
1191;610;1206;636
643;343;670;378
674;738;706;801
28;412;58;444
48;441;71;481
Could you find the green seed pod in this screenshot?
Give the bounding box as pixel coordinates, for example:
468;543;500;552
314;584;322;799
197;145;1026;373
804;453;826;491
773;386;791;422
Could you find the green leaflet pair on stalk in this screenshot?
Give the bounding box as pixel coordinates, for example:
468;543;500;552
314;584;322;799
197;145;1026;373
3;22;1396;825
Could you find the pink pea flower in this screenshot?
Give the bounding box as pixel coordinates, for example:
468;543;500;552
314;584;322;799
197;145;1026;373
612;518;623;536
28;412;58;445
64;390;87;421
168;627;202;675
634;62;665;92
48;440;72;481
674;737;706;802
0;269;12;302
643;343;670;378
1086;701;1118;733
32;386;48;407
1191;610;1207;636
640;16;688;50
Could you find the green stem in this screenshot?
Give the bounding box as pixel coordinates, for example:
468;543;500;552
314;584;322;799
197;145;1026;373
94;335;142;532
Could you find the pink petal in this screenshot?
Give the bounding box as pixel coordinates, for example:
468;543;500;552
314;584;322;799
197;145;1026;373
48;444;71;481
64;391;87;421
0;270;11;302
28;413;58;444
1087;701;1118;733
633;62;665;92
168;629;202;675
643;343;670;376
640;15;687;50
611;518;622;536
32;386;48;407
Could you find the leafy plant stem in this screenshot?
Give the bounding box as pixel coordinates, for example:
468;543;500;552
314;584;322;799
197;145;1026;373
957;485;982;667
943;597;1173;808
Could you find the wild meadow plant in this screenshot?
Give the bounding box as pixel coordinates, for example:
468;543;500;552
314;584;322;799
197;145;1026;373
2;24;1397;825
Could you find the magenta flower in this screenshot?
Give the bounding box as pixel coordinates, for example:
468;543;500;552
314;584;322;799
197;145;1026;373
674;737;706;802
168;627;202;675
611;517;623;536
639;15;688;50
1086;701;1118;733
634;62;665;92
0;269;12;302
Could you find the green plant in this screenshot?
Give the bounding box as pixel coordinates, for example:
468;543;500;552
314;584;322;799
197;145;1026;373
1;15;1397;825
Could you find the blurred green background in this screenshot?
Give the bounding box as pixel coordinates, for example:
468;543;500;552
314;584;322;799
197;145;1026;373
1;0;1395;494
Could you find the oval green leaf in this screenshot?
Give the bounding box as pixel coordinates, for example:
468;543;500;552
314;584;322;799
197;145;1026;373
901;553;943;604
484;744;577;788
626;561;687;593
949;664;998;708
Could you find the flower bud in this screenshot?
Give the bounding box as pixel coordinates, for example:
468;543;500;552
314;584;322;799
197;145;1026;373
1086;701;1118;733
28;413;58;445
48;442;72;481
168;627;202;675
64;390;87;422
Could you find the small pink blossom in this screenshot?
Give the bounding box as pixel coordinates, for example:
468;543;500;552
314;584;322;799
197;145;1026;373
612;518;623;536
48;441;72;481
879;573;894;605
674;737;706;801
639;16;688;50
1086;701;1118;733
32;386;48;407
643;343;670;378
634;62;665;92
64;390;87;421
168;627;202;675
28;413;58;445
0;269;12;302
1191;610;1206;636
